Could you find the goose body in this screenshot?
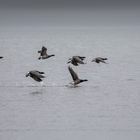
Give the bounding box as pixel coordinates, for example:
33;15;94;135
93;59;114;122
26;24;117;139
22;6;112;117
92;57;108;63
38;46;55;60
26;70;45;82
67;56;86;66
68;66;88;86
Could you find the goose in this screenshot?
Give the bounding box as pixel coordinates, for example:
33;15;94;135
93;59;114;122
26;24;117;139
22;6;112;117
26;70;45;82
38;46;55;60
92;57;108;64
67;56;86;66
68;66;88;86
0;56;3;59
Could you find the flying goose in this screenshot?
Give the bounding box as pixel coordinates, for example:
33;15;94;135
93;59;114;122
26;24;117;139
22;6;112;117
0;56;3;59
26;70;45;82
68;66;88;86
92;57;108;64
38;46;55;60
67;56;86;66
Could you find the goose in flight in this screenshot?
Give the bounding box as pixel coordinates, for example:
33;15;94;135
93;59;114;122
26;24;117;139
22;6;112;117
67;56;86;66
26;70;45;82
38;46;55;60
0;56;3;59
92;57;108;64
68;66;88;86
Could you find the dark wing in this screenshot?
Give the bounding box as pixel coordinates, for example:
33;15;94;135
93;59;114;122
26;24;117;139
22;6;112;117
35;71;45;74
38;50;41;53
98;57;107;60
41;47;47;56
102;58;108;60
77;56;86;60
73;56;84;64
38;46;47;54
33;76;42;82
97;57;106;63
42;46;47;50
68;66;79;81
31;71;45;78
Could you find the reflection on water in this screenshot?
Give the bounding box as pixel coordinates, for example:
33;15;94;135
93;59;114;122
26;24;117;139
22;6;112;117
30;91;43;95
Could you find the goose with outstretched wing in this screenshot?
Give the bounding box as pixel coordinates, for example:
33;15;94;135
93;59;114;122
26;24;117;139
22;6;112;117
67;56;86;66
68;66;88;86
38;46;55;60
26;70;45;82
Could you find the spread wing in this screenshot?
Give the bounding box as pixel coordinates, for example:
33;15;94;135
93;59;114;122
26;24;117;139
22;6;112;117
31;71;45;78
33;76;42;82
41;47;47;56
35;71;45;74
68;66;79;81
73;56;84;64
77;56;86;60
97;57;106;63
102;58;107;60
98;57;107;60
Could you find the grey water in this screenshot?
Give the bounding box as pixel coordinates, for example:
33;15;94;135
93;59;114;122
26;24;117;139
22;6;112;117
0;27;140;140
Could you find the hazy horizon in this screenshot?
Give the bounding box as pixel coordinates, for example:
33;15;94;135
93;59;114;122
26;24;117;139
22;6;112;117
0;0;140;8
0;8;140;29
0;0;140;29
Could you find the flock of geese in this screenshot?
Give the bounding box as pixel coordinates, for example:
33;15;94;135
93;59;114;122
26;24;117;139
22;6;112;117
1;46;108;87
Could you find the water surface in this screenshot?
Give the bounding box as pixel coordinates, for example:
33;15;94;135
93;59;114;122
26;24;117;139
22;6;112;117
0;27;140;140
